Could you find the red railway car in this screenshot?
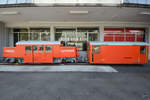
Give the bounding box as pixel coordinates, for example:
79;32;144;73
3;41;80;63
88;42;149;64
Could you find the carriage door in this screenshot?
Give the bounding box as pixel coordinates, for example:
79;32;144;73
32;45;39;63
33;45;46;63
92;46;101;63
32;45;53;63
24;46;33;63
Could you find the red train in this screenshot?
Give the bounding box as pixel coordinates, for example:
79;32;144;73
2;41;149;64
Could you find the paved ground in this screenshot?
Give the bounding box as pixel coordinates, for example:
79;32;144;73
0;64;117;72
0;64;150;100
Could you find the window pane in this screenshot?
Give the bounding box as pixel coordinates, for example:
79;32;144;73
45;46;52;52
89;33;98;41
30;28;50;32
76;32;87;41
55;33;65;41
41;33;50;41
39;46;44;53
140;46;146;54
77;28;99;32
20;33;28;41
30;28;50;41
25;46;31;53
33;33;39;41
55;28;76;41
33;46;38;53
93;46;100;54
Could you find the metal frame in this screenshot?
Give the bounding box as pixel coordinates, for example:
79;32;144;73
104;32;144;42
13;32;51;41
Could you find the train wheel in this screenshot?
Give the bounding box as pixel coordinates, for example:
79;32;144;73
17;58;24;64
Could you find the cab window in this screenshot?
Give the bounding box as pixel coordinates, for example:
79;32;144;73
45;46;52;52
140;46;146;54
25;46;32;53
33;46;38;53
39;46;44;53
93;46;100;54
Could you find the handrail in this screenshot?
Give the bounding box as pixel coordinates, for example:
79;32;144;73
104;32;144;42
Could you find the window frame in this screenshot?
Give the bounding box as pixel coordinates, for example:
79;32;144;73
33;45;38;53
93;46;100;54
140;46;146;54
45;46;52;53
25;46;32;53
39;46;44;53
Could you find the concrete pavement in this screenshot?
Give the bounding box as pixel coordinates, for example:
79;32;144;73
0;64;117;72
0;64;149;100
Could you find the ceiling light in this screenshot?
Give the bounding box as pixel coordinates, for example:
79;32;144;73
140;12;150;15
0;11;19;15
70;11;88;14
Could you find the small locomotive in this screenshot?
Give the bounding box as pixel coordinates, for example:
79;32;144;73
3;41;80;63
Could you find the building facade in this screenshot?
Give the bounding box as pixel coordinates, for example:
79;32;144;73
0;0;150;59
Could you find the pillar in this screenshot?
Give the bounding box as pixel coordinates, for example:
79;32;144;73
0;22;8;57
148;26;150;59
99;26;104;42
50;26;55;41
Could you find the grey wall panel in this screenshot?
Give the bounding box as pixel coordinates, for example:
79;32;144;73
0;22;8;57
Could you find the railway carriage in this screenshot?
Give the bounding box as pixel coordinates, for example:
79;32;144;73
88;42;149;64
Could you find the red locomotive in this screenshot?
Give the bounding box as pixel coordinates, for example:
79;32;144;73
3;41;80;63
2;41;149;64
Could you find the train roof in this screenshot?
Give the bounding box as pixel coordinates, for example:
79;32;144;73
16;41;60;45
90;42;149;46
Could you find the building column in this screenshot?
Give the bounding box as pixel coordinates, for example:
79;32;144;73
50;26;55;41
148;27;150;59
8;28;14;47
0;22;8;57
99;26;104;42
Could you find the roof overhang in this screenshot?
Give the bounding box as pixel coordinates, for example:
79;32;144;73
0;6;150;27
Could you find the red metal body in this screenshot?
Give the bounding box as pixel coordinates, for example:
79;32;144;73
3;41;80;63
88;42;149;64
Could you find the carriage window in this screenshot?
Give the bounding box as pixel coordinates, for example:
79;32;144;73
33;46;38;53
25;46;31;53
93;46;100;54
45;46;52;52
39;46;44;53
140;46;146;54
